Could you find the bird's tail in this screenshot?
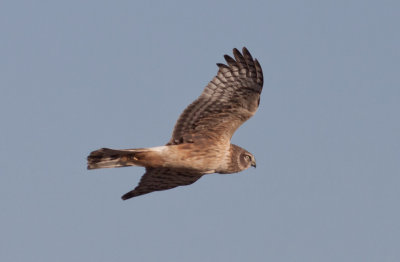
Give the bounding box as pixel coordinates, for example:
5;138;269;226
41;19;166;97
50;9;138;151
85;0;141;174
87;147;157;170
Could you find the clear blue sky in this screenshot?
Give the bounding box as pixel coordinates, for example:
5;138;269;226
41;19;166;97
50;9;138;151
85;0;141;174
1;1;399;261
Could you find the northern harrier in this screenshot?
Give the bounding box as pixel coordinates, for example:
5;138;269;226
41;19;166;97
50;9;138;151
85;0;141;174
87;47;264;200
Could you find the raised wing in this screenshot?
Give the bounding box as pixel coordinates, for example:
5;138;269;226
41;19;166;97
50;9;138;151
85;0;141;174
121;167;203;200
169;47;263;145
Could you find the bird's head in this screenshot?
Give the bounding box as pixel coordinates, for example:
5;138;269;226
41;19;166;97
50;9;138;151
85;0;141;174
240;151;256;169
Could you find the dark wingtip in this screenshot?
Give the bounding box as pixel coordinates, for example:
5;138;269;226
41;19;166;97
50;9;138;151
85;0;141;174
233;47;241;54
121;191;135;200
121;194;129;200
223;54;234;62
254;58;264;87
224;54;237;67
216;63;229;69
242;47;253;59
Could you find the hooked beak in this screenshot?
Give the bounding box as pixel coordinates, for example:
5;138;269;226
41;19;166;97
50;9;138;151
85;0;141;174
251;160;256;168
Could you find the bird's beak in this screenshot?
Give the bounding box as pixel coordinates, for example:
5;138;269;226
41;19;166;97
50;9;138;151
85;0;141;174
251;160;256;168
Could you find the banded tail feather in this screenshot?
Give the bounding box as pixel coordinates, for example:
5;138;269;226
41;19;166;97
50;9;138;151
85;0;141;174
87;148;149;170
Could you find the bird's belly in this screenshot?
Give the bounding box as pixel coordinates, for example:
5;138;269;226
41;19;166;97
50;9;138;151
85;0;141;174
161;143;228;173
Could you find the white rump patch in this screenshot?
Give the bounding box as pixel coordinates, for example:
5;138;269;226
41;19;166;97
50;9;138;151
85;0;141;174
150;146;168;152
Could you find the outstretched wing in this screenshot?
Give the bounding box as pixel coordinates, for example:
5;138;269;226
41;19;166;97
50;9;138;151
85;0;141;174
169;47;263;145
121;167;203;200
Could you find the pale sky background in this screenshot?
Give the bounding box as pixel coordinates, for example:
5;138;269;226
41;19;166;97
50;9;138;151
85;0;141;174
1;1;399;261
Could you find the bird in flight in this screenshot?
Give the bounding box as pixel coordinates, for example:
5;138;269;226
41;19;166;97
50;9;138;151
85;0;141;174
87;47;264;200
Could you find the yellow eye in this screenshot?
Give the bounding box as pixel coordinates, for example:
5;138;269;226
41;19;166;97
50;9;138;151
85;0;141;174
244;155;251;161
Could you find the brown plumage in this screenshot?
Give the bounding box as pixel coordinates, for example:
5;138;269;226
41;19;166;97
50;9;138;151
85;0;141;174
87;47;263;200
